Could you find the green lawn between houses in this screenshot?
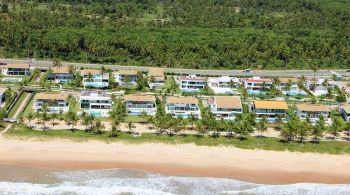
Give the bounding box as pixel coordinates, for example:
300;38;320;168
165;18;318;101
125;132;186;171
8;92;29;118
6;123;350;155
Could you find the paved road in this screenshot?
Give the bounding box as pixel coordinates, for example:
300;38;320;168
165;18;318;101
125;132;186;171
1;58;348;78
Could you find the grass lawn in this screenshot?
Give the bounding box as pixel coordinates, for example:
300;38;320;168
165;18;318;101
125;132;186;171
8;92;29;118
6;123;350;155
22;95;35;117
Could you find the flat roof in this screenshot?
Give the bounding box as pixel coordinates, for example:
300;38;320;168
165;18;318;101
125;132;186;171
167;96;198;105
124;94;156;102
119;69;138;75
4;64;30;69
254;100;288;110
35;93;67;101
215;96;242;109
296;104;330;112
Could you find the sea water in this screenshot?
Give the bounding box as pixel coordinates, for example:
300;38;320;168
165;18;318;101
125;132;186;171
0;168;349;195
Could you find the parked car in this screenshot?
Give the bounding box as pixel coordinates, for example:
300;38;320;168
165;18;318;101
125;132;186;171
243;69;251;73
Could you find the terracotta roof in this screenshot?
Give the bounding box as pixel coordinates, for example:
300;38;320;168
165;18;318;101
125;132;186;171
243;78;272;83
179;76;205;81
296;104;330;112
215;96;242;109
167;96;198;105
35;93;67;101
254;101;288;110
81;69;101;76
341;105;350;114
119;69;138;75
4;64;30;69
51;66;71;74
124;94;156;102
279;78;299;83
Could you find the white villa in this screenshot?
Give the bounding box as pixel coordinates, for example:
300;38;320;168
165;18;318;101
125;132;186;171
114;69;139;86
79;91;113;117
124;94;156;116
241;76;272;95
339;105;350;121
33;92;69;113
208;76;239;94
1;64;31;76
305;78;331;96
148;68;165;89
178;75;206;93
295;104;330;123
165;96;201;118
208;96;242;120
81;69;109;88
251;100;288;123
278;78;307;96
48;66;74;84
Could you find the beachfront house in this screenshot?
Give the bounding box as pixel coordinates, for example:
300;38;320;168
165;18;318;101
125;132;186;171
148;68;165;89
1;64;31;76
81;69;109;88
178;75;206;93
251;100;288;123
295;104;330;123
124;94;157;116
241;76;272;95
208;76;239;94
114;69;138;86
33;92;69;113
305;79;332;96
165;96;201;118
339;105;350;121
207;96;242;120
48;66;74;84
277;78;307;96
79;91;113;117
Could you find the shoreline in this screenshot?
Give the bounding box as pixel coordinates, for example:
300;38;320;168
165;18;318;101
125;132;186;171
0;137;350;185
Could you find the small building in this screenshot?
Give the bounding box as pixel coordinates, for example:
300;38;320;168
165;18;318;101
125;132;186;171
208;76;239;94
278;78;307;96
0;88;6;106
178;75;206;93
1;64;31;76
114;69;139;85
305;79;331;96
33;92;69;113
208;96;242;120
339;105;350;121
48;66;74;84
79;91;113;117
148;68;165;89
241;76;272;95
124;94;156;116
295;104;330;123
165;96;201;118
251;100;288;123
81;69;109;88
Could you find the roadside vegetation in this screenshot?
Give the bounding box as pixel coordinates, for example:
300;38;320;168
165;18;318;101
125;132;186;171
0;0;349;69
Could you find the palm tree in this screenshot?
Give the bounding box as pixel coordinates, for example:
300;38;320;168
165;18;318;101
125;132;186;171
125;121;136;134
80;111;90;131
298;119;311;142
188;113;197;130
94;120;105;134
326;87;333;106
53;59;62;68
257;116;267;138
329;116;345;140
276;114;283;131
35;112;41;125
59;110;64;120
51;113;58;126
312;115;327;142
345;120;350;141
194;120;206;137
87;72;93;82
41;111;49;130
309;63;319;81
110;123;119;137
26;113;34;128
242;88;248;102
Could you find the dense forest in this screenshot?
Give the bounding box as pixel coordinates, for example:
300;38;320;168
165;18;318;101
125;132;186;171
0;0;349;69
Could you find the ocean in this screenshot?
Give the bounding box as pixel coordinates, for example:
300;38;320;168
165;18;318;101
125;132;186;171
0;165;349;195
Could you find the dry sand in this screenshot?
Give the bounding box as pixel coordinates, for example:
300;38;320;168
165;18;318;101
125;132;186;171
0;136;350;184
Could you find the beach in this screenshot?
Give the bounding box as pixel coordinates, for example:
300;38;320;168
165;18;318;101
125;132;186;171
0;136;350;185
